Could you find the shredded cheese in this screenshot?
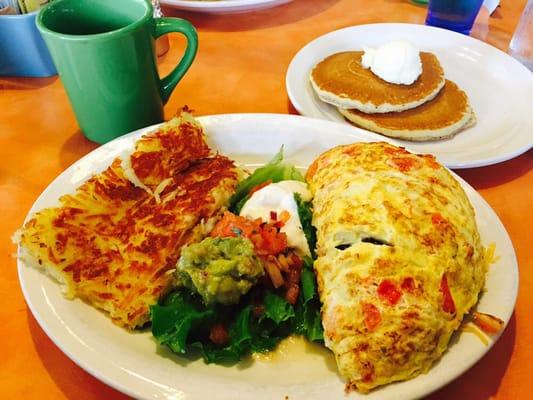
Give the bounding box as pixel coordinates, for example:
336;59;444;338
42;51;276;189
485;242;499;265
461;322;490;346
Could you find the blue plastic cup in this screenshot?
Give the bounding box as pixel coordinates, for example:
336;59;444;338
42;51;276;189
425;0;484;35
0;11;57;77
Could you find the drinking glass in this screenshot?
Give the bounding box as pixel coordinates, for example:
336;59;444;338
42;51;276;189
425;0;484;35
509;0;533;71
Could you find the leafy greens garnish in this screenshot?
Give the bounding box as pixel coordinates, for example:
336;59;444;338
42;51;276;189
150;290;216;354
230;147;305;213
294;193;317;259
294;256;323;342
150;257;323;364
151;149;323;364
262;291;295;324
151;289;304;364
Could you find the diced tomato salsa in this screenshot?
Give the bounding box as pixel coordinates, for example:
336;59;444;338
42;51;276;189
210;211;288;256
211;211;303;304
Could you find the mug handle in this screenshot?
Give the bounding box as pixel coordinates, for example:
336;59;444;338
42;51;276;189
154;18;198;104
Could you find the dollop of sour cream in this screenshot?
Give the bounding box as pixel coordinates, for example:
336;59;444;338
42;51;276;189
361;40;422;85
239;180;312;257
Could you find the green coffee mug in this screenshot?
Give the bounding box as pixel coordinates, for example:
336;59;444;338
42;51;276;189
37;0;198;144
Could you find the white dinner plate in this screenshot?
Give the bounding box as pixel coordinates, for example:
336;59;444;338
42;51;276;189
286;23;533;169
18;114;518;400
160;0;291;14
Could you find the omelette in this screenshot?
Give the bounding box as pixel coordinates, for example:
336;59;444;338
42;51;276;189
17;111;241;329
306;142;489;392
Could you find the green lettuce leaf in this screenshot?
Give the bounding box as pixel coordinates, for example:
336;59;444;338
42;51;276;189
151;288;300;364
230;147;305;213
191;305;254;364
229;305;253;350
261;292;295;324
294;193;317;259
300;266;317;305
294;257;323;342
251;293;294;353
150;291;216;354
299;297;324;342
192;342;241;364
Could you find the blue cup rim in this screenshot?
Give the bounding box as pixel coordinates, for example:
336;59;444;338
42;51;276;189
0;10;38;19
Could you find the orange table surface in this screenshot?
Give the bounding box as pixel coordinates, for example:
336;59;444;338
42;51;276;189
1;0;531;398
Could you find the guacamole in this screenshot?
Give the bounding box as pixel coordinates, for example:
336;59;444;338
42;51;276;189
176;237;264;306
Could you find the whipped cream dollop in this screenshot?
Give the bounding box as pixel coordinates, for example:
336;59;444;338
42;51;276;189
361;40;422;85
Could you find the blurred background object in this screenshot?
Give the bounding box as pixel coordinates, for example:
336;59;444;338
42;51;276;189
153;0;170;56
0;10;56;77
509;0;533;71
18;0;50;13
483;0;500;14
0;0;50;14
0;0;20;14
425;0;484;34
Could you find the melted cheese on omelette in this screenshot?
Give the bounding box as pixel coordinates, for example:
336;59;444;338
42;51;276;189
17;112;241;329
306;142;488;392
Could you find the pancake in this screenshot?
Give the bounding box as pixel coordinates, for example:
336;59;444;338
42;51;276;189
310;51;445;113
306;142;488;392
338;80;475;141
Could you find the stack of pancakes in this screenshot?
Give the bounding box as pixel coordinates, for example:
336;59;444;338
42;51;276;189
310;51;475;141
